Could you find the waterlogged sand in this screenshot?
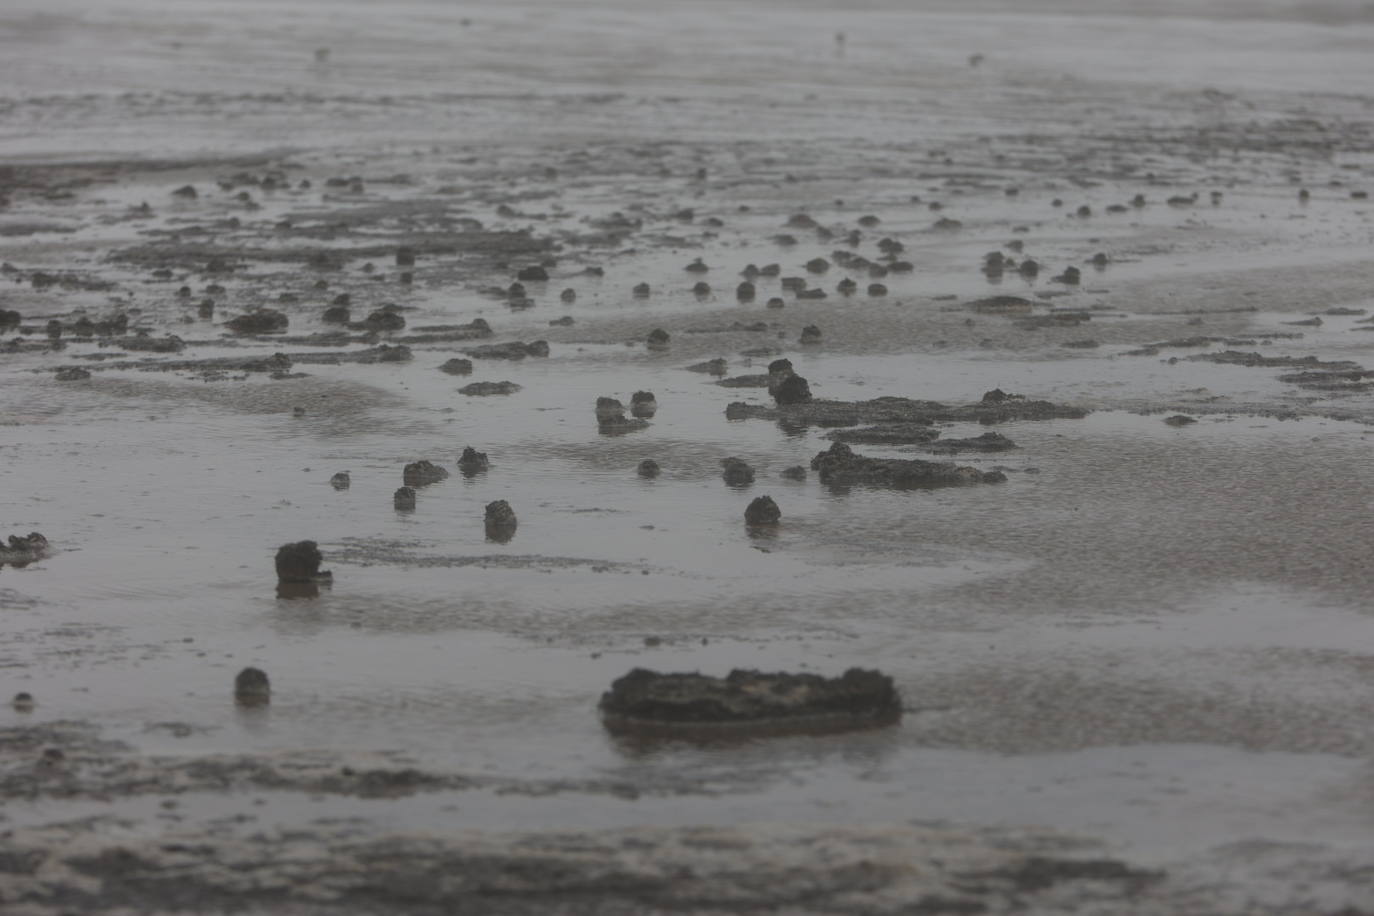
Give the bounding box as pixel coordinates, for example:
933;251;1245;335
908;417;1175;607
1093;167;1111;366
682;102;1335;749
2;0;1374;912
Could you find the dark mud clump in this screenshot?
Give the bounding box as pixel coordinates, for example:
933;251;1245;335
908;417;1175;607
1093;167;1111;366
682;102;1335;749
360;308;405;332
464;341;549;360
928;432;1017;454
810;442;1006;489
647;328;670;351
721;457;756;487
715;373;770;389
781;465;807;481
54;367;91;382
234;667;271;707
0;532;48;568
225;309;288;335
728;391;1085;428
459;380;521;396
827;424;939;445
116;334;186;354
1163;414;1198;426
330;471;351;490
403;460;450;487
394;487;417;511
967;296;1035;316
596;397;649;435
765;358;811;405
439;358;474;376
638;459;661;479
484;500;517;542
457;447;489;475
744;495;781;526
598;667;902;734
773;374;812;405
398;319;491;345
685;357;728;376
799;325;822;345
274;541;332;584
630;390;657;418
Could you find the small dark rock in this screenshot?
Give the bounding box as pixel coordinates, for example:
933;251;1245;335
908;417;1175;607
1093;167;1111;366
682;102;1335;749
722;457;755;487
685;357;729;375
55;367;91;381
395;246;416;267
274;541;331;584
464;341;547;360
780;465;807;481
394;486;417;511
517;265;549;282
929;432;1017;454
647;328;670;350
361;308;405;332
598;667;902;733
867;283;887;297
810;441;1005;489
744;495;781;526
403;460;450;487
458;446;490;474
774;374;813;405
1164;414;1198;426
439;358;474;376
0;532;48;568
484;500;517;542
330;471;351;490
799;325;821;344
638;459;661;479
234;668;270;706
226;309;289;334
630;390;658;418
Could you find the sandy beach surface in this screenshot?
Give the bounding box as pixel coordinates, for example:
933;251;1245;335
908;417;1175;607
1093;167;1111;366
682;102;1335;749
2;0;1373;912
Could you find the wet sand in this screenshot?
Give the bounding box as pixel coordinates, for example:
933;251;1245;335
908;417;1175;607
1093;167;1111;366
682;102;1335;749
2;0;1374;912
